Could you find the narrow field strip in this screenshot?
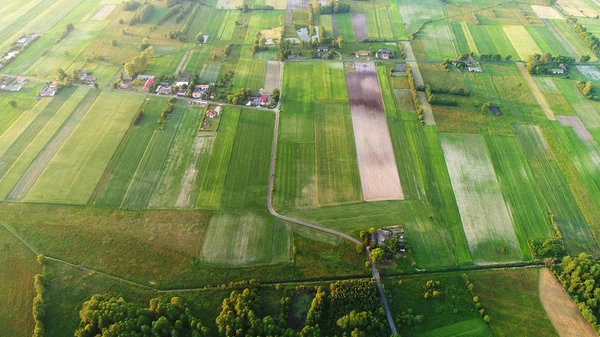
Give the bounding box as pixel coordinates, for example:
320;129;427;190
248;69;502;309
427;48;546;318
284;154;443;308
0;88;90;200
461;22;479;55
441;133;521;263
0;99;52;159
24;91;145;204
503;25;542;61
196;108;241;209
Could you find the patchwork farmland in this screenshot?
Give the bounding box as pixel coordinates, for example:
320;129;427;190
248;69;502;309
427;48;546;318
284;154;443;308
4;0;600;336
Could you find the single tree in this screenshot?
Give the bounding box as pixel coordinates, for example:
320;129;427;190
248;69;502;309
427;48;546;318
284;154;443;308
9;100;17;108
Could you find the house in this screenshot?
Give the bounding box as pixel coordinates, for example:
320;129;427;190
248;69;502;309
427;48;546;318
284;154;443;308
177;88;188;96
16;76;27;85
39;84;56;97
78;71;88;81
176;72;191;87
317;46;329;52
468;66;483;73
359;50;370;56
192;84;209;98
377;49;395;60
142;78;154;91
215;105;223;115
206;110;217;118
552;68;565;74
259;95;268;106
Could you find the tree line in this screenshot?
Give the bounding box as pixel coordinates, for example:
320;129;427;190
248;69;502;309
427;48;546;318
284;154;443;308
405;63;425;124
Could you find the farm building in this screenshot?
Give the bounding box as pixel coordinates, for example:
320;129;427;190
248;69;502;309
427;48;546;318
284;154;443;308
489;106;502;116
176;72;191;87
376;49;395;60
189;100;208;106
552;68;565;74
374;226;406;253
176;88;189;96
317;46;329;52
156;85;171;95
260;95;268;106
16;76;27;85
142;78;153;91
137;74;154;80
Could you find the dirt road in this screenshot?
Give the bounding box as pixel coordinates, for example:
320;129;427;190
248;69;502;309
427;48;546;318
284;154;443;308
517;62;556;120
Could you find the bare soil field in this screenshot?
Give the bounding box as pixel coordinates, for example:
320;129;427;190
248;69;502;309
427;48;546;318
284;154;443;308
332;14;339;38
351;14;368;42
345;62;403;201
531;5;564;20
216;0;231;9
285;10;291;25
556;115;594;141
539;268;598;337
517;62;555;120
264;61;282;93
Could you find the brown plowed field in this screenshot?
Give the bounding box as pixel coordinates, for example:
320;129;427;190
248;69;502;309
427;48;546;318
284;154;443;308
351;14;368;42
345;62;403;201
539;268;598;337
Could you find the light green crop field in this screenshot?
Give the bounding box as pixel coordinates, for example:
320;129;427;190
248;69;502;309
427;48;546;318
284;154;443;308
467;268;558;337
335;13;357;43
25;91;145;204
0;227;40;337
468;24;499;55
398;0;445;34
389;0;409;40
93;97;168;208
420;21;456;60
485;134;552;259
275;62;350;210
503;25;542;61
417;319;492;337
514;125;600;256
526;26;569;57
314;101;362;206
441;133;521;263
548;19;598;61
365;7;394;41
121;101;188;210
200;212;291;266
0;99;52;159
0;87;91;200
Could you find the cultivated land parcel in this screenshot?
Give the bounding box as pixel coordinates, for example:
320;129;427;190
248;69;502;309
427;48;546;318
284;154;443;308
3;0;600;336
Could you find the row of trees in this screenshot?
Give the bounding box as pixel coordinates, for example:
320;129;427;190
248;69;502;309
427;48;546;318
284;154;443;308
129;4;155;25
406;63;425;124
157;4;188;25
425;85;458;106
124;46;154;77
55;23;75;44
319;0;351;14
121;0;140;11
529;214;566;259
570;17;600;57
461;274;491;324
554;253;600;334
74;295;209;337
32;271;46;337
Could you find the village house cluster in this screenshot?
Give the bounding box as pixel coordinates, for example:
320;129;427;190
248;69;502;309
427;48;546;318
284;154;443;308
0;76;27;92
0;33;41;70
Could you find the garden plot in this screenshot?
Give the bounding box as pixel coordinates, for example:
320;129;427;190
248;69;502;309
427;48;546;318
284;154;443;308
503;25;542;60
91;4;116;20
264;61;281;93
531;5;564;20
199;64;221;83
24;91;145;204
287;0;309;9
345;62;403;201
351;14;368;42
200;212;291;266
441;133;521;263
577;65;600;81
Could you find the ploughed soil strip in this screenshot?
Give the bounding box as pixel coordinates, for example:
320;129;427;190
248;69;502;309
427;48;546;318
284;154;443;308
556;115;594;141
539;268;598;337
332;14;339;39
351;13;368;42
264;61;282;93
344;62;404;201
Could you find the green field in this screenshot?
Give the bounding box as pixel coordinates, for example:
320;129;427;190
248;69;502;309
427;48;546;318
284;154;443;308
200;212;291;266
335;13;357;43
514;125;600;256
441;133;521;263
420;21;456;60
503;25;542;61
365;6;395;41
0;87;91;200
417;319;492;337
24;91;145;204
